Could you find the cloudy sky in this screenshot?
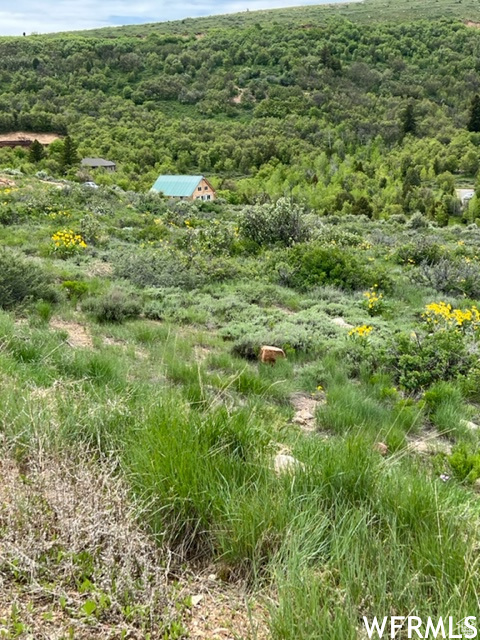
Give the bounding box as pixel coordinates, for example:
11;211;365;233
0;0;351;36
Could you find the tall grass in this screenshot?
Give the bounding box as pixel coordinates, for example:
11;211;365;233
1;309;480;639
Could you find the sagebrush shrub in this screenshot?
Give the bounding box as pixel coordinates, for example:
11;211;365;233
0;249;55;308
416;257;480;298
240;197;310;247
113;248;199;289
395;237;444;265
82;288;142;323
406;211;429;229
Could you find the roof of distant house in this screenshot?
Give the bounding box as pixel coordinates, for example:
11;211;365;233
151;175;205;197
456;188;475;201
81;157;116;167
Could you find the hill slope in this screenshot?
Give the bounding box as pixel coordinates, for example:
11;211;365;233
0;1;480;208
74;0;480;37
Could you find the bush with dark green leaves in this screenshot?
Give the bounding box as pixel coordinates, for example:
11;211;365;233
391;330;474;392
273;243;390;291
82;288;142;323
0;249;55;309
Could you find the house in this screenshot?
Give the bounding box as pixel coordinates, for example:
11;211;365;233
456;188;475;207
81;157;116;172
150;175;216;201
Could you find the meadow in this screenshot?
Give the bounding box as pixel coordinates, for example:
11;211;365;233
1;172;480;638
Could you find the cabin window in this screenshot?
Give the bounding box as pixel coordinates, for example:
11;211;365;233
198;186;202;191
207;195;211;200
204;186;208;190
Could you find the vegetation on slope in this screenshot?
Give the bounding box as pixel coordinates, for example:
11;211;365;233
2;1;480;635
1;5;480;214
1;174;480;637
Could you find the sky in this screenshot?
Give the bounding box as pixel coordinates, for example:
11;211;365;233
0;0;354;36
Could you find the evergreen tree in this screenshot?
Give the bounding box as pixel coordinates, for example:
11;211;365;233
352;196;373;218
401;102;417;137
467;94;480;132
60;136;78;170
29;139;45;162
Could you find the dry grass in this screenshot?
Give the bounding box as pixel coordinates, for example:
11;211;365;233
0;447;174;638
50;318;93;349
0;444;269;639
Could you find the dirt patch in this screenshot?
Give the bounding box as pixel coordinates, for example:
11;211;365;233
407;435;452;456
290;392;325;433
465;20;480;28
194;345;212;362
0;177;16;188
232;88;247;105
50;318;93;348
88;259;113;277
0;131;61;144
182;571;269;640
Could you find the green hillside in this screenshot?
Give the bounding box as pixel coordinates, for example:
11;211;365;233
75;0;480;36
0;0;480;209
2;2;480;638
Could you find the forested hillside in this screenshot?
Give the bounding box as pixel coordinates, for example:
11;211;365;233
1;1;480;219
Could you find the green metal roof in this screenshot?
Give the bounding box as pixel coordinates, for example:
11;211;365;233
151;175;204;197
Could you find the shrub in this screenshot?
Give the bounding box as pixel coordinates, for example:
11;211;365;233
0;205;20;225
273;243;390;291
82;288;142;323
395;237;444;266
390;330;474;392
316;227;364;248
231;337;261;360
416;258;480;298
406;211;429;229
143;301;164;321
61;280;90;300
113;248;200;289
0;249;55;308
240;197;310;247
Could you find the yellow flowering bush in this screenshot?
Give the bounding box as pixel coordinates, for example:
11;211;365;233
363;285;384;316
422;302;480;334
348;325;374;339
51;229;87;258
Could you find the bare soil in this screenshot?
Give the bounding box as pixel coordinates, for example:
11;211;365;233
0;131;61;144
50;318;93;348
290;392;326;432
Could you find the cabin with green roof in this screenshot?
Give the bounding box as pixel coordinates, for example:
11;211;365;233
151;175;216;201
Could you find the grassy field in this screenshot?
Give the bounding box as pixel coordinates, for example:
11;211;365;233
70;0;480;38
1;172;480;638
